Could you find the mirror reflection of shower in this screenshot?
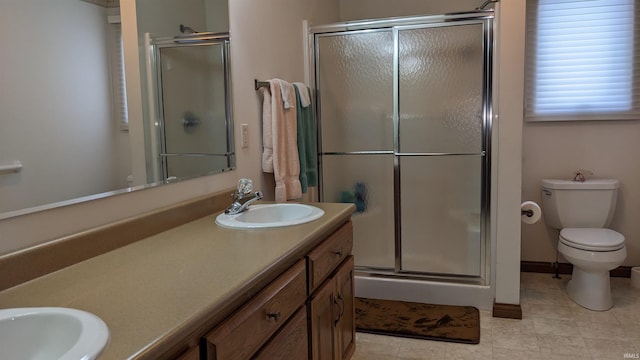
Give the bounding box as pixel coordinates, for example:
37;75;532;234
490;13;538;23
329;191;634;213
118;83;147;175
179;24;198;34
146;31;235;184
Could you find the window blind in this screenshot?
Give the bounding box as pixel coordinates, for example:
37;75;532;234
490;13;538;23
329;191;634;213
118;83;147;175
108;19;129;130
525;0;639;121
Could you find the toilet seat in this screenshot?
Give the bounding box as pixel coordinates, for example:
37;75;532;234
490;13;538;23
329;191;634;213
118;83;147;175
560;228;625;252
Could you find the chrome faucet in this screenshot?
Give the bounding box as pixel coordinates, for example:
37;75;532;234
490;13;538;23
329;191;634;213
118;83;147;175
225;178;263;215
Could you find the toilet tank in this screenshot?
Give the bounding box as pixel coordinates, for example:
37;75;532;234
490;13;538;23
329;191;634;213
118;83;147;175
540;179;619;229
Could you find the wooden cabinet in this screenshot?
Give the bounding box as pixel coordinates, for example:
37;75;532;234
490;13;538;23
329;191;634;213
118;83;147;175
200;221;354;360
309;256;355;360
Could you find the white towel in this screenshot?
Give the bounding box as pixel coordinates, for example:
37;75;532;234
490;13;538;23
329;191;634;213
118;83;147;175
276;79;294;109
293;82;311;108
268;79;302;201
260;87;274;173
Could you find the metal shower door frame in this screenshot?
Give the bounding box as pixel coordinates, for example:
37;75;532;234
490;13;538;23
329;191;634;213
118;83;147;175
149;33;235;181
311;11;494;284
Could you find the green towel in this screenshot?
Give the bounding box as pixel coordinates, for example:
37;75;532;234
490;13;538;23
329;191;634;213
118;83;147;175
294;85;318;193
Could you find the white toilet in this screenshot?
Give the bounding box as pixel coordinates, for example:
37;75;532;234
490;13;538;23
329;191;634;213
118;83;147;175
541;178;626;311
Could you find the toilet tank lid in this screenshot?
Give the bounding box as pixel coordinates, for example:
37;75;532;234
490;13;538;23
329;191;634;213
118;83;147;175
541;179;619;190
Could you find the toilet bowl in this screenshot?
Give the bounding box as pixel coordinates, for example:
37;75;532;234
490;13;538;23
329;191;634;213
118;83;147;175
558;228;626;311
541;178;626;311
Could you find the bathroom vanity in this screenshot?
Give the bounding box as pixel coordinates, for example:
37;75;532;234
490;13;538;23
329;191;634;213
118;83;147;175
0;197;355;360
203;221;354;360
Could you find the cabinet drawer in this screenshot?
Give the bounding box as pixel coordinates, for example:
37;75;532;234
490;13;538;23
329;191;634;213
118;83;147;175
204;260;306;360
307;222;353;293
175;346;199;360
253;306;308;360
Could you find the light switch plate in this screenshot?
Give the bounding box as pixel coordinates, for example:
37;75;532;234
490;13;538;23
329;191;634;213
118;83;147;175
241;123;249;148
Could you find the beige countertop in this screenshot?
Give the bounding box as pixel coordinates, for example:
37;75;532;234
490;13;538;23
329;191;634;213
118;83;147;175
0;202;354;359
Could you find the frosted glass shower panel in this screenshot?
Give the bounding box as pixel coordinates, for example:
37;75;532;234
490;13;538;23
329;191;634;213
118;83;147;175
399;155;482;276
160;44;228;156
398;24;485;154
317;31;394;152
321;154;395;270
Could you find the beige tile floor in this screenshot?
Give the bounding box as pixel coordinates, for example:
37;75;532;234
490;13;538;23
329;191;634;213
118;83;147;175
353;272;640;360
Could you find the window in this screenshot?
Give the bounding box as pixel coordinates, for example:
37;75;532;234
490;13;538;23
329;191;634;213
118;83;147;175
525;0;638;121
107;15;129;130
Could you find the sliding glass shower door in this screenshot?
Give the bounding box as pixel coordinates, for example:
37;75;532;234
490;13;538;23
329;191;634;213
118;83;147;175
315;13;492;279
317;30;396;270
397;24;487;276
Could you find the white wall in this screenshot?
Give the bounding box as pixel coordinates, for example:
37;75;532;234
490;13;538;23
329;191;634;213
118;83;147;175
493;2;526;306
135;0;207;37
205;0;229;33
0;0;340;255
229;0;342;200
0;0;129;214
521;121;640;266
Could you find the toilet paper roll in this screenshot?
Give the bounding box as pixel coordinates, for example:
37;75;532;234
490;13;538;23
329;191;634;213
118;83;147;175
521;201;541;224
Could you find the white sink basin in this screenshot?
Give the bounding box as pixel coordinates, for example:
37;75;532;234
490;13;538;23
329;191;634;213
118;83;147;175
0;307;109;360
216;203;324;229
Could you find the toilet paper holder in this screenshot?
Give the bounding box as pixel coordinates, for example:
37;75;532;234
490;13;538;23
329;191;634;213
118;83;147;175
521;209;534;217
521;201;542;225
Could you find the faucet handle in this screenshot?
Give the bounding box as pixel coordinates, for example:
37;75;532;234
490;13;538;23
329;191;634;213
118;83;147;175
573;169;593;182
236;178;253;196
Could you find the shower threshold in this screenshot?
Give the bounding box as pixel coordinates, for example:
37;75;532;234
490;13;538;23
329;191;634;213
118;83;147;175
354;269;494;310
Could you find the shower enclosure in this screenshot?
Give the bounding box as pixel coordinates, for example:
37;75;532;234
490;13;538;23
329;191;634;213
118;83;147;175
146;32;234;183
312;12;494;307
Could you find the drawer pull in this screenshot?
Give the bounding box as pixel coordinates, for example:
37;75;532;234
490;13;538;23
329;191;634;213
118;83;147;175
266;311;281;322
334;250;343;257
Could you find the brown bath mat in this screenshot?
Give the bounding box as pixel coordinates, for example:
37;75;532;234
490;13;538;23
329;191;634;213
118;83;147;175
355;297;480;344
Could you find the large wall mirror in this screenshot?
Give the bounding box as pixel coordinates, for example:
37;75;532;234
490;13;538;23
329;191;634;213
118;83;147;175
0;0;232;218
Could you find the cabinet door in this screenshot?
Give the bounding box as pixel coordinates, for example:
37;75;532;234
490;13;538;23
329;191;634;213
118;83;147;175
334;256;355;360
309;275;337;360
309;256;356;360
253;307;308;360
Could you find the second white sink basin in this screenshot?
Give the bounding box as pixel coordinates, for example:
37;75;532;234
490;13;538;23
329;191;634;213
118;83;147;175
0;307;109;360
216;203;324;229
